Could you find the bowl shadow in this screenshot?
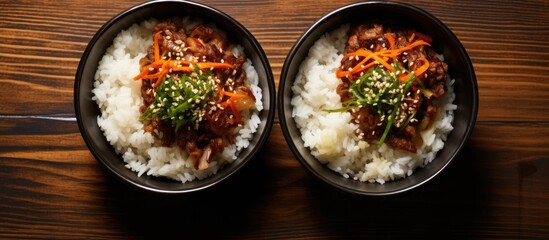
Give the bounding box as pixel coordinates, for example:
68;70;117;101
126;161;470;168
96;145;274;239
304;143;488;237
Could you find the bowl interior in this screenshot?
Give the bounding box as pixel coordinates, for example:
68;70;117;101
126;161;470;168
75;0;275;193
279;1;478;195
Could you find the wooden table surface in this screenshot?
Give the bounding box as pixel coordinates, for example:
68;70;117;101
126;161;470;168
1;0;549;238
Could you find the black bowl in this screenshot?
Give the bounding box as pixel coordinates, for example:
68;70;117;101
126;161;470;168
75;0;275;193
278;1;478;196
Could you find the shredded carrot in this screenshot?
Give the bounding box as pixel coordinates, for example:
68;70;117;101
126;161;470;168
220;90;247;99
133;31;237;89
341;49;367;62
399;73;411;82
408;33;415;42
153;31;161;62
413;57;430;78
385;32;395;50
133;68;150;80
216;89;250;124
134;58;235;86
154;69;169;86
371;54;394;72
218;101;228;108
348;61;376;77
398;57;430;82
335;37;431;79
196;62;236;69
394;40;430;55
171;66;194;72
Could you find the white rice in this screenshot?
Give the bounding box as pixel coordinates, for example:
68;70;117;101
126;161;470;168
92;18;263;183
291;24;455;184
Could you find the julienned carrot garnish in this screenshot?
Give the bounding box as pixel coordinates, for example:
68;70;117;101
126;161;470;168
371;54;394;72
219;89;247;99
330;31;437;146
385;32;395;50
196;62;235;69
413;57;430;77
408;32;416;43
134;58;235;87
398;56;430;82
336;36;430;79
133;31;236;87
329;63;424;146
153;31;161;62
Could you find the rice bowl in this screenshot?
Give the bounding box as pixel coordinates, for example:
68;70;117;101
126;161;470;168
278;1;477;195
291;24;456;184
92;18;263;183
75;0;275;193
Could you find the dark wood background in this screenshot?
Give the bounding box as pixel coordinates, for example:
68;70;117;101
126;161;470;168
1;0;548;238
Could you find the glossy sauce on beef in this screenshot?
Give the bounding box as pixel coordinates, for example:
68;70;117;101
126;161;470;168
138;19;255;170
338;23;449;152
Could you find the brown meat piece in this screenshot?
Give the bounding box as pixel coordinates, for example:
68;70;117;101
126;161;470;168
387;136;417;153
136;19;256;169
337;23;451;153
352;107;382;139
346;24;385;52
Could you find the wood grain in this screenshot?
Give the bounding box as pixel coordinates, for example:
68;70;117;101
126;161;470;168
1;0;549;238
